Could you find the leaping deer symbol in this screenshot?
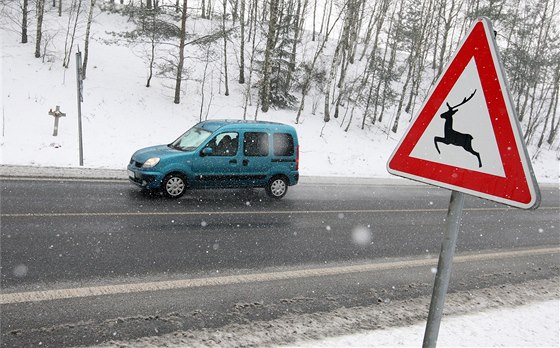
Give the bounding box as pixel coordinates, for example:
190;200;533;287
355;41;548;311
434;90;482;168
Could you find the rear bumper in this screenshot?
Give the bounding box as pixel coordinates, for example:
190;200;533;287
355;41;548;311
292;173;299;185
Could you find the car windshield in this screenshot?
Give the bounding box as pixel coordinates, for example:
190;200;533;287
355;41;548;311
169;127;212;151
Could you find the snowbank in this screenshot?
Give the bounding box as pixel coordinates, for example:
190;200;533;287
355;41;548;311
90;277;559;348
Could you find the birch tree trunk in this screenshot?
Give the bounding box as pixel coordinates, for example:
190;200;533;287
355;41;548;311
63;0;83;68
82;0;97;80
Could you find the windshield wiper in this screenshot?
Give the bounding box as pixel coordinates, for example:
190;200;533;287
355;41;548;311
168;143;182;150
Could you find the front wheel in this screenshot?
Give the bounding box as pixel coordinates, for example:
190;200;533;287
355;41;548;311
265;176;288;199
162;173;187;198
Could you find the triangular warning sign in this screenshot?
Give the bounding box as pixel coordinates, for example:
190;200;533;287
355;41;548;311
387;17;540;209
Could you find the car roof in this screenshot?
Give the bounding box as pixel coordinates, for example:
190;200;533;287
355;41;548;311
198;119;297;133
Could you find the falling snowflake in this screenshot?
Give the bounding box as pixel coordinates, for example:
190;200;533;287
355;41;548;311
13;264;28;277
352;226;372;246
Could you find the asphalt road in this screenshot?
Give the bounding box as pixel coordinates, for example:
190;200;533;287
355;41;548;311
1;176;559;347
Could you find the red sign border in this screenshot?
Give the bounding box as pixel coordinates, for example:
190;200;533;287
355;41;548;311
387;18;540;209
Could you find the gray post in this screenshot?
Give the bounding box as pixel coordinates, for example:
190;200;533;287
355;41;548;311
48;105;66;136
76;51;84;166
422;190;465;348
53;117;59;136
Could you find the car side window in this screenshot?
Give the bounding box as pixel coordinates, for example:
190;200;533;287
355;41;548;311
244;132;269;157
273;133;294;156
207;132;238;156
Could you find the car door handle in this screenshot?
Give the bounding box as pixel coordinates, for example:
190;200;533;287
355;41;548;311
243;159;249;166
229;159;237;164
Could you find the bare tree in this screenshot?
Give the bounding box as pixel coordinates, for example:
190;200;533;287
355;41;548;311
286;0;302;88
324;0;356;122
144;8;158;87
359;0;393;128
312;0;317;41
260;0;280;112
435;0;463;77
199;42;216;121
174;0;188;104
545;61;560;146
238;0;245;84
62;0;84;68
82;0;97;79
21;0;29;43
295;0;347;124
34;0;45;58
222;0;230;96
242;0;260;120
391;0;433;133
319;0;332;38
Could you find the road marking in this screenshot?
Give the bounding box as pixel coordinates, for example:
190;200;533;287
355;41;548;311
0;176;124;183
1;247;558;305
1;206;558;218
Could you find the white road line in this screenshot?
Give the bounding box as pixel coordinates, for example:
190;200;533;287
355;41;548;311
2;206;557;218
1;247;558;305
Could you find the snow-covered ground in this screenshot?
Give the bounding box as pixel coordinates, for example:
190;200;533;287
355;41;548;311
291;300;560;348
0;10;558;183
1;6;559;348
90;277;559;348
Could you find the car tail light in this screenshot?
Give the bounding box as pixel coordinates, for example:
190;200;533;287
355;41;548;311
296;145;299;171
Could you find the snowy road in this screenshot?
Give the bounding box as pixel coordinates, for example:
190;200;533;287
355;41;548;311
2;176;558;287
1;176;558;347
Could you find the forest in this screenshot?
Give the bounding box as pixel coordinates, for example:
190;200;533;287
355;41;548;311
2;0;559;154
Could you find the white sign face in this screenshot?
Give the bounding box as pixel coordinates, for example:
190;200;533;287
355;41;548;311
387;17;540;209
409;58;505;177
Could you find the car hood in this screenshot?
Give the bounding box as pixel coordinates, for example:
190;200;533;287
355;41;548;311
132;145;181;163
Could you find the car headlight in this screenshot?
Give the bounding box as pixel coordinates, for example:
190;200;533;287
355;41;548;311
142;157;160;168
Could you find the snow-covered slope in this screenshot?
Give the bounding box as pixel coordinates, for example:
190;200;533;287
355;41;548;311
1;8;558;183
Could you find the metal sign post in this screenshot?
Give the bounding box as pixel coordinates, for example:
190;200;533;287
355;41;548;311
422;190;465;348
386;17;540;348
75;51;84;166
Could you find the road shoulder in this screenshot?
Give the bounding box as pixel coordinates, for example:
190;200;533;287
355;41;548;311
89;276;559;347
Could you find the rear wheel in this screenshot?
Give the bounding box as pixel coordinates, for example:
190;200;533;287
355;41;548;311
265;176;288;199
162;173;187;198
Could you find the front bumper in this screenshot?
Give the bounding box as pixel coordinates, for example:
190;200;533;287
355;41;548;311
127;165;162;190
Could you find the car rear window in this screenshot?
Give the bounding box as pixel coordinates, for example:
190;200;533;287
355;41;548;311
273;133;294;156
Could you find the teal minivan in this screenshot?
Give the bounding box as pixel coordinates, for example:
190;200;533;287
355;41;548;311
127;120;299;199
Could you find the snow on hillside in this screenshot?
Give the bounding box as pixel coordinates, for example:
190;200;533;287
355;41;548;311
1;6;559;347
1;6;558;184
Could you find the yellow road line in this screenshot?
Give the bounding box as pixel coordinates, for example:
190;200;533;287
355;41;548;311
1;247;558;305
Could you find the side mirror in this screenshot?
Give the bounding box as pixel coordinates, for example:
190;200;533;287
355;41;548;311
201;147;213;157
